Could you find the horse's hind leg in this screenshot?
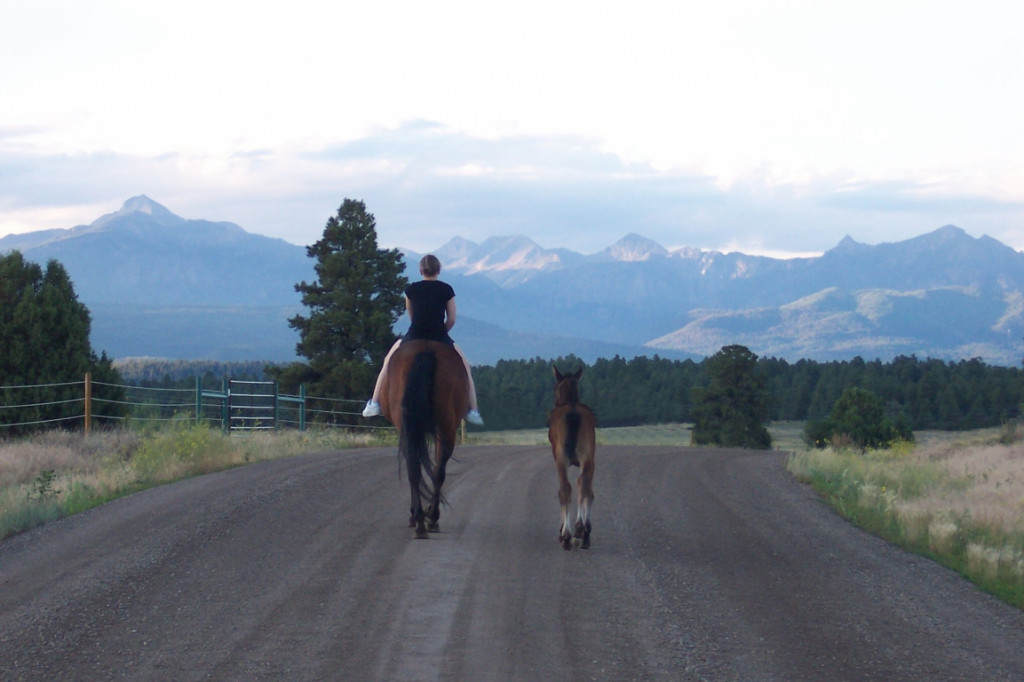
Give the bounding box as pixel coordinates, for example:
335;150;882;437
405;443;429;539
556;462;573;550
573;458;595;549
409;483;428;539
426;437;453;533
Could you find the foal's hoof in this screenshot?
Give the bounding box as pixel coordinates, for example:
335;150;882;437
426;520;440;533
561;536;572;550
414;527;430;540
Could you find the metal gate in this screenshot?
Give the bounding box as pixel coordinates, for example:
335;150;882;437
228;380;276;432
196;379;307;432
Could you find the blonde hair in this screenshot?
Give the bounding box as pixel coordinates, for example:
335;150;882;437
419;254;442;277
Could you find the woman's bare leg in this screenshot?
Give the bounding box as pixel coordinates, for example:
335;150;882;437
371;339;403;401
453;343;479;411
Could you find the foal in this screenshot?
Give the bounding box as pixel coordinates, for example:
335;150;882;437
547;364;596;549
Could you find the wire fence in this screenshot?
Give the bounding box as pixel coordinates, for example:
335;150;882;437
0;375;384;434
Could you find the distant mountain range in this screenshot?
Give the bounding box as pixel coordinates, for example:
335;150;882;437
3;195;1022;366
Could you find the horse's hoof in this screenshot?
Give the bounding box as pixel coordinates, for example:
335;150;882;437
415;528;430;540
580;536;591;549
427;521;440;533
561;536;572;550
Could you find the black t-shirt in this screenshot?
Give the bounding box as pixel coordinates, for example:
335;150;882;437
405;279;455;343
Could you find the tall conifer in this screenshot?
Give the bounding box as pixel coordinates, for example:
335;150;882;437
286;199;407;399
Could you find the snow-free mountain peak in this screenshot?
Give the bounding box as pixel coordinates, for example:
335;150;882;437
431;236;479;267
826;234;867;256
604;233;669;261
90;195;184;231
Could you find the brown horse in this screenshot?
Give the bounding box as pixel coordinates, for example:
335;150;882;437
547;364;596;549
379;339;469;539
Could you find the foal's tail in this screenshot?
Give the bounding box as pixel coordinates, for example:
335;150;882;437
562;409;582;466
402;350;437;499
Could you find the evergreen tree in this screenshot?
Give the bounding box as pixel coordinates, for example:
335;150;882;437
0;251;125;433
804;386;913;450
691;345;771;449
281;199;407;400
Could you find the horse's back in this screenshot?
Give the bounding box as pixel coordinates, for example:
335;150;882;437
381;340;469;427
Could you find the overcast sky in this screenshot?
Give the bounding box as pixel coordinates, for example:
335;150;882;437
2;1;1022;257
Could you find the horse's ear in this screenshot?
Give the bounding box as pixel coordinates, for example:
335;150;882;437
553;364;564;382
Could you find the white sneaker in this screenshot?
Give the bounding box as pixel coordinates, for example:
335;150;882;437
466;409;484;426
362;400;381;417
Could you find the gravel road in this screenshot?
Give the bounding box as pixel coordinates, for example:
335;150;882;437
3;445;1024;681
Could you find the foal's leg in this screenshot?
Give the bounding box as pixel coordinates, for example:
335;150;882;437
556;461;573;550
574;457;595;549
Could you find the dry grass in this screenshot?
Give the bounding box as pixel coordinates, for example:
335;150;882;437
788;426;1024;608
0;424;393;539
0;429;141;485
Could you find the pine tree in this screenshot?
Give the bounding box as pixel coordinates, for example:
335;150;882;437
691;344;772;449
0;252;125;432
816;386;912;450
284;199;407;400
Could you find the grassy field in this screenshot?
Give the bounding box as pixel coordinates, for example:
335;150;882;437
468;421;806;449
788;423;1024;609
467;422;701;447
3;420;1023;611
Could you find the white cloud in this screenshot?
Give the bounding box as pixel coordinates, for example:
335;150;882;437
2;1;1024;254
3;122;1024;256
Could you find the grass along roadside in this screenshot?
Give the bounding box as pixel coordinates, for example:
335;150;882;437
787;424;1024;609
0;423;395;541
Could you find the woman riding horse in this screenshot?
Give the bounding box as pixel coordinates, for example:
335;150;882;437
363;254;482;425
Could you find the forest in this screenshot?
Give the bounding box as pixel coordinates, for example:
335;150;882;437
472;353;1024;432
108;351;1024;434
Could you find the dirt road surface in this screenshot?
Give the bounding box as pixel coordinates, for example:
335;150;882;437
3;445;1024;681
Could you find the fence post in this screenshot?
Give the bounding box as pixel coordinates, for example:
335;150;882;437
222;378;229;432
299;384;306;431
84;372;92;434
274;381;280;432
195;376;202;424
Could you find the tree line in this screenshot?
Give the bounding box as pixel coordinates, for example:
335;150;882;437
473;352;1023;433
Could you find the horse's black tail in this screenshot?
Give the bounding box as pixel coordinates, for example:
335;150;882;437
402;350;437;500
563;409;582;466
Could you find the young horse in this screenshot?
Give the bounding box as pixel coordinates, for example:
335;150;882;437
379;339;469;539
547;364;596;550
